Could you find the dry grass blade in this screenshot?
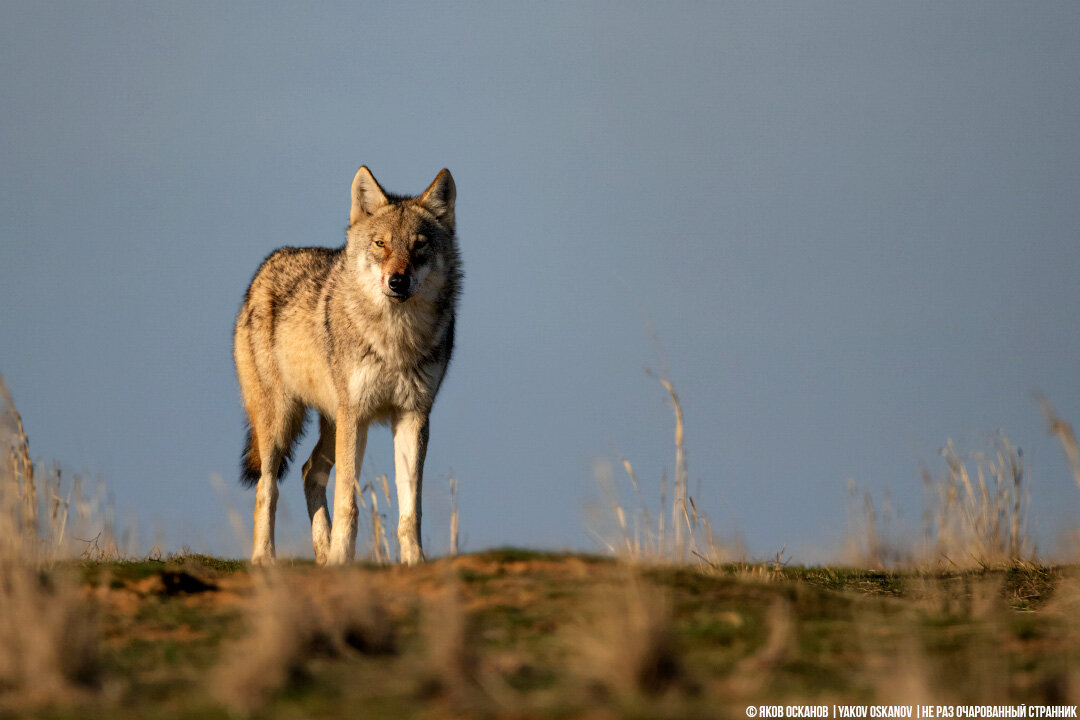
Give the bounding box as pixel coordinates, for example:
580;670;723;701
623;459;651;558
212;573;314;709
843;479;909;568
844;431;1037;569
1038;396;1080;493
597;459;631;556
419;574;488;709
576;576;681;700
724;597;794;698
924;434;1032;567
0;375;103;706
0;563;101;707
449;475;459;557
213;569;395;710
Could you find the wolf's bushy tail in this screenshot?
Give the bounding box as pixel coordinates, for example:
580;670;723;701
239;412;306;487
240;427;261;487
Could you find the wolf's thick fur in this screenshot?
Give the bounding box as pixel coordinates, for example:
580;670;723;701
234;167;460;566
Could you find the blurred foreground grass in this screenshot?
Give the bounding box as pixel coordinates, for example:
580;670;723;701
12;549;1075;719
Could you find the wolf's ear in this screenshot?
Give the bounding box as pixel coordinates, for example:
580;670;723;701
419;169;456;230
350;166;390;224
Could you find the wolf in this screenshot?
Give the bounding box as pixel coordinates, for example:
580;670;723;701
233;167;460;566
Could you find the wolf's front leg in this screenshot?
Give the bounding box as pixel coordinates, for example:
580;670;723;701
326;410;366;565
392;411;429;565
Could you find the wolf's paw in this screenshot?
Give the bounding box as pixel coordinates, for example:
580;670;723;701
324;545;353;566
250;551;276;567
399;543;425;566
312;527;331;567
313;534;331;566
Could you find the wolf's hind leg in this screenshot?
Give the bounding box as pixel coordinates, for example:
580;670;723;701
251;454;280;566
303;415;335;566
250;401;304;566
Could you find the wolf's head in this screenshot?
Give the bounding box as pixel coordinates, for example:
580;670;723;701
346;167;457;304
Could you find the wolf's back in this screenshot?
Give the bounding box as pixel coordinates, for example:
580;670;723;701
239;246;340;318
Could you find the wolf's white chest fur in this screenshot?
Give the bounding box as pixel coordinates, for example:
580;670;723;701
343;296;445;418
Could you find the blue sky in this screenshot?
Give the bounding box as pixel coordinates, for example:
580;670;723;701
2;3;1078;562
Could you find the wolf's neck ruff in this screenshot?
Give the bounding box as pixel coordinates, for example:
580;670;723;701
337;288;443;369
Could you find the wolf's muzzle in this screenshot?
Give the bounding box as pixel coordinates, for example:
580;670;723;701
386;273;412;300
388;273;410;294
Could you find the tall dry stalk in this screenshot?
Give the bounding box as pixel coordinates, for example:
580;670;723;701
448;475;459;557
591;374;737;566
659;468;667;556
1;374;37;549
657;376;690;562
358;475;393;564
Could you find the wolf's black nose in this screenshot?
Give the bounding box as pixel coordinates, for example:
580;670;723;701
388;274;409;294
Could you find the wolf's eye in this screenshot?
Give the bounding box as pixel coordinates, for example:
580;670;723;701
373;239;385;248
413;238;427;250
